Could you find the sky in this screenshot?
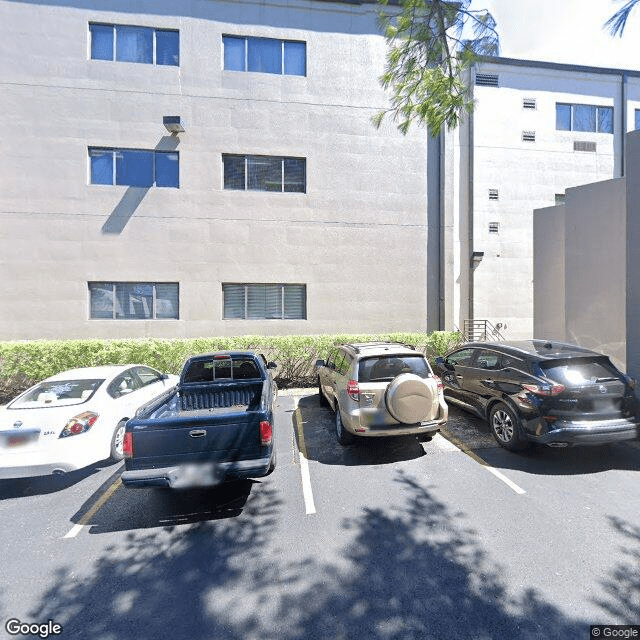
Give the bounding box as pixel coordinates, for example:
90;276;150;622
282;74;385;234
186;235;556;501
476;0;640;70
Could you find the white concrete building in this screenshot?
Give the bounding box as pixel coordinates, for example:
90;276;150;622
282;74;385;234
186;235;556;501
2;0;640;342
446;57;640;339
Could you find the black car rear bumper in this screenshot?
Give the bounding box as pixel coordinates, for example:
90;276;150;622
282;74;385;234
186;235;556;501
533;417;640;446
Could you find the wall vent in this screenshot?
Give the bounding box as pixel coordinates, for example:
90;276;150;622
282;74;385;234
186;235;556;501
523;98;537;109
522;130;536;142
475;73;499;87
489;222;500;234
574;140;597;152
488;188;499;200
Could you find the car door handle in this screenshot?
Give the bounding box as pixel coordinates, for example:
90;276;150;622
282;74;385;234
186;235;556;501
456;374;464;379
482;379;494;384
189;429;206;438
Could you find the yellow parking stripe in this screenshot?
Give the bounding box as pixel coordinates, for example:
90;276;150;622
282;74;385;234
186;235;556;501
63;477;122;538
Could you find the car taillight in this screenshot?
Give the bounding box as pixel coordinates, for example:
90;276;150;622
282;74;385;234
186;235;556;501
522;383;565;396
260;420;273;446
123;432;133;458
433;375;444;393
59;412;99;438
347;380;360;402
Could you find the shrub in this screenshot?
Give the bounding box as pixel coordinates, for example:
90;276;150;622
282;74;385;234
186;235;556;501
0;331;462;402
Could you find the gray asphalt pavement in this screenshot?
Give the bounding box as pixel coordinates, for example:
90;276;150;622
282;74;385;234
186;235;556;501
1;392;639;639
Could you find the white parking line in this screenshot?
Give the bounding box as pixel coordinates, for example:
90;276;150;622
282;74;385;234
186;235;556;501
293;397;316;515
483;466;527;495
440;430;527;495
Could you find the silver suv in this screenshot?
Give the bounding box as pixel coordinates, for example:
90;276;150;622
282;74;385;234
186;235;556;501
316;342;448;445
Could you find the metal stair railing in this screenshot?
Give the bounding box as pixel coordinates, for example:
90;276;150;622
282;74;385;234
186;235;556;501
462;319;506;342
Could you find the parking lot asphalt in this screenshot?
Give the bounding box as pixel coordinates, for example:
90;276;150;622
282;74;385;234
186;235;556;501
1;391;639;640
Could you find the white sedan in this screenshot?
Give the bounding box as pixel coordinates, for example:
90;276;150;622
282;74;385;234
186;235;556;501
0;365;179;480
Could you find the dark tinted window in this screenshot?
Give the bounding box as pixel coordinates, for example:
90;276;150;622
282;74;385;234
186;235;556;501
359;355;431;382
232;359;261;379
108;370;141;398
446;349;475;366
474;349;500;370
134;366;162;387
539;357;621;386
501;354;524;370
335;352;351;376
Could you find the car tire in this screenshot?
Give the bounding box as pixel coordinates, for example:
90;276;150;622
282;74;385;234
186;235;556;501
489;403;529;452
318;377;329;407
385;374;435;424
110;420;127;462
335;402;355;445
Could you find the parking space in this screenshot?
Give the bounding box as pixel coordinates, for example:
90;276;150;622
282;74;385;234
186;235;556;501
2;389;640;638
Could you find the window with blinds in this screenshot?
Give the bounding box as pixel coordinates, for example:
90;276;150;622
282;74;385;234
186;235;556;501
89;282;179;319
223;154;306;193
223;284;306;320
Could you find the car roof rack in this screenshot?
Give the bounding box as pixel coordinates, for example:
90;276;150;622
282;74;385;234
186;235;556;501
342;342;417;354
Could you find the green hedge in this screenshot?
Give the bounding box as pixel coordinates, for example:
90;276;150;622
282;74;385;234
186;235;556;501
0;332;461;402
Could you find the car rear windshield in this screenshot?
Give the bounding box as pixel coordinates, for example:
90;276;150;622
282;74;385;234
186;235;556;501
359;355;431;382
8;379;104;409
183;357;262;383
539;357;622;386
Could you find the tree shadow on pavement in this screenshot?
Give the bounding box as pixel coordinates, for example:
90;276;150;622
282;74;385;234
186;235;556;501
28;472;588;639
594;516;640;622
83;480;257;533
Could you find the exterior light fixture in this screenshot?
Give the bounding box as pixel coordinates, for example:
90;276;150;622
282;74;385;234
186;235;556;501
163;116;185;134
471;251;484;267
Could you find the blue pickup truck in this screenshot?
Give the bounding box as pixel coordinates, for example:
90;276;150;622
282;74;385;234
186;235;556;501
120;351;277;489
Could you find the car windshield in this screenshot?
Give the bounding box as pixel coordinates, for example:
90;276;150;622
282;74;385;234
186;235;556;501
359;355;431;382
539;357;621;386
8;379;104;409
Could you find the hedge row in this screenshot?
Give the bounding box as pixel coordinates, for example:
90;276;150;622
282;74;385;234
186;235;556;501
0;331;462;402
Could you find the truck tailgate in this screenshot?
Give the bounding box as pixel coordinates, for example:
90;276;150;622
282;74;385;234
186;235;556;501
128;410;265;468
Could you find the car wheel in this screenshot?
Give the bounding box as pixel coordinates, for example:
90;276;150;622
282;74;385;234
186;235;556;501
489;403;529;451
318;377;329;407
335;402;355;445
110;420;127;462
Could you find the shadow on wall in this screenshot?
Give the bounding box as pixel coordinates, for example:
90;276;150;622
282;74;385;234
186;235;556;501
101;135;179;235
24;473;592;639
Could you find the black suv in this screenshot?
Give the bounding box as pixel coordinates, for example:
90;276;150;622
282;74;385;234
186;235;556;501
433;340;640;451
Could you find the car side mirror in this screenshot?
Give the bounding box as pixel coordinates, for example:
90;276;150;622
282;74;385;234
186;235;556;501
161;373;169;380
435;356;454;371
267;362;277;370
315;359;325;368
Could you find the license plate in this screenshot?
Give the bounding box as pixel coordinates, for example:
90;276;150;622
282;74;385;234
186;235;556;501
1;430;40;448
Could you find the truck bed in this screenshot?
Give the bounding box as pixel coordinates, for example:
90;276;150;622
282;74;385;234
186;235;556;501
121;351;276;488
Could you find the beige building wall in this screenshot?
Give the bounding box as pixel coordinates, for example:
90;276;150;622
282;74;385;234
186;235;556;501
534;177;627;370
0;0;433;340
533;205;565;340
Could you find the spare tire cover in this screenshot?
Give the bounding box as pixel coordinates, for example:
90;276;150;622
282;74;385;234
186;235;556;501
385;373;435;424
